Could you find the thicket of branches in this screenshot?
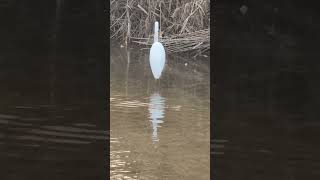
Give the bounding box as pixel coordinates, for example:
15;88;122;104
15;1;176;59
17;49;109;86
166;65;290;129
110;0;210;56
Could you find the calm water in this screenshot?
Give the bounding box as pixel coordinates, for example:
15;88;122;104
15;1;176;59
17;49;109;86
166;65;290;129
0;54;107;179
0;58;107;179
0;2;106;179
110;45;210;179
213;26;320;179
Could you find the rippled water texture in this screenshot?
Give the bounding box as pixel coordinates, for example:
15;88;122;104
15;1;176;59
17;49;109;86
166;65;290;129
0;60;107;179
0;2;106;177
110;45;210;179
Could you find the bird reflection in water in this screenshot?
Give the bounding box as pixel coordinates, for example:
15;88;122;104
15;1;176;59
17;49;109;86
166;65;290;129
148;92;165;144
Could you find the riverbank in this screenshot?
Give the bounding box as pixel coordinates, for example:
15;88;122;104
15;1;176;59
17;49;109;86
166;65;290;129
110;0;210;57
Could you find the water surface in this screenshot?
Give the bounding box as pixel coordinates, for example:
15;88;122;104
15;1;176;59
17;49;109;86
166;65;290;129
110;45;210;179
0;3;106;179
213;28;320;179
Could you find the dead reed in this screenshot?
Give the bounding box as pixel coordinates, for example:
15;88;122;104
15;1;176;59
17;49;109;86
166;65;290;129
110;0;210;55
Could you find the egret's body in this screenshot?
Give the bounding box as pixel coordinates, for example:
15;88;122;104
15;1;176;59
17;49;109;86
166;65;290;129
149;22;166;79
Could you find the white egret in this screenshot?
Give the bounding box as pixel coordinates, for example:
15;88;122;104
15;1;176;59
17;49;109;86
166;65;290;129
149;21;166;79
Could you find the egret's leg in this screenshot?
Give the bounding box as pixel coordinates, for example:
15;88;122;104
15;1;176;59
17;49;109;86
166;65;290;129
153;79;160;93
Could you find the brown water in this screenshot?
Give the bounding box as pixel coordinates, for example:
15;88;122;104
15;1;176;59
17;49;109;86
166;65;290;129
110;45;210;179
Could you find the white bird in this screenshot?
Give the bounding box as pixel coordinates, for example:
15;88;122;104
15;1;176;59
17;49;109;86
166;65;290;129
149;21;166;79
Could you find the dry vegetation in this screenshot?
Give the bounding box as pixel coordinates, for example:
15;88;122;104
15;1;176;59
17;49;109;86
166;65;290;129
110;0;210;56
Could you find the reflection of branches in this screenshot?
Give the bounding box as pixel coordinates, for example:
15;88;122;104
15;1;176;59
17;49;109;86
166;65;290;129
47;0;64;115
183;81;209;89
51;0;64;44
125;50;130;97
49;63;56;105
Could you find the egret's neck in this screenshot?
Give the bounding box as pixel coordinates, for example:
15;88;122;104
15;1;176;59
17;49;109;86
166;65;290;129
154;21;159;43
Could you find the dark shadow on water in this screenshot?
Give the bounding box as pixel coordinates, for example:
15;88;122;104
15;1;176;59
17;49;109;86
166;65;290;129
0;1;107;179
213;2;320;179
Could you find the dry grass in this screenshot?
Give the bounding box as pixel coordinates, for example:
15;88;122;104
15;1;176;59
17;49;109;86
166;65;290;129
110;0;210;55
132;29;209;56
